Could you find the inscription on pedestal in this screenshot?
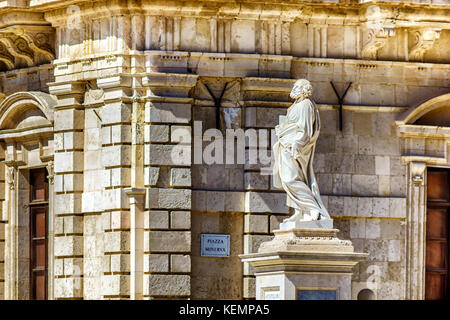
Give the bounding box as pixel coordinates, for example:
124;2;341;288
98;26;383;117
264;291;280;300
297;289;338;300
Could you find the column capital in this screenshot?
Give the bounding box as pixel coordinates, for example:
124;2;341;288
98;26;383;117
410;161;427;185
125;187;146;203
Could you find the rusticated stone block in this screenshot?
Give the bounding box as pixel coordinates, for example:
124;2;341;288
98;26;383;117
103;231;130;252
146;210;169;229
63;215;83;234
244;234;274;253
54;235;83;257
389;198;406;218
110;254;130;273
170;211;191;230
54;259;64;277
145;274;190;296
110;211;130;230
245;192;289;214
147;102;191;124
145;144;191;166
54;152;84;173
145;125;169;143
54;193;82;215
244;172;269;190
244;215;268;233
54;109;84;131
54;277;83;299
170;255;191;273
148;231;191;252
63;257;83;276
144;254;169;273
243;277;256;299
170;168;191;187
102;145;131;167
146;188;191;210
101;102;132;125
101;274;130;296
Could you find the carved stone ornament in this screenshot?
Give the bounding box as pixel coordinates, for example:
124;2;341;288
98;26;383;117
47;161;54;185
411;161;426;185
6;166;15;190
258;228;354;254
409;29;441;62
361;26;395;60
0;26;55;71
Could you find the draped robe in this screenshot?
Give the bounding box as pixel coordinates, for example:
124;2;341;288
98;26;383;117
272;98;330;218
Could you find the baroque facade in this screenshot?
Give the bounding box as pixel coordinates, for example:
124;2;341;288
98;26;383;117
0;0;449;300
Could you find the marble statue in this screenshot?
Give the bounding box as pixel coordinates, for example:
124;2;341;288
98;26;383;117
273;79;331;228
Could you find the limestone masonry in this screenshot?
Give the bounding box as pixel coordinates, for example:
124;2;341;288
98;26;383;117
0;0;449;300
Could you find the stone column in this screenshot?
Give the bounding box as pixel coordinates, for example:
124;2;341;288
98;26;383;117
3;165;16;299
97;74;133;299
0;144;5;299
50;81;86;299
405;161;427;300
125;188;145;300
142;72;197;298
46;161;55;300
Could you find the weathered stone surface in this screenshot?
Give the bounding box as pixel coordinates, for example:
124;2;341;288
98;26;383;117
170;211;191;230
244;215;268;234
147;103;191;124
146;188;191;210
145;254;169;273
148;231;191;252
145;275;190;296
170;168;191;187
245;192;289;214
170;255;191;273
147;211;169;230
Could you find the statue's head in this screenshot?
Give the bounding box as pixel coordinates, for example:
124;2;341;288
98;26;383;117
290;79;313;101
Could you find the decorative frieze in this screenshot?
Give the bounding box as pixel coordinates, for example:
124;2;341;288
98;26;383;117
0;26;55;70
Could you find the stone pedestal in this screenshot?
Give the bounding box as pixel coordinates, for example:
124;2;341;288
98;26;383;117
240;225;367;300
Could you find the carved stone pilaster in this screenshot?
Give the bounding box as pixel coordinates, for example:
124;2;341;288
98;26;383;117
361;26;395;60
405;161;427;300
409;29;441;62
411;161;426;185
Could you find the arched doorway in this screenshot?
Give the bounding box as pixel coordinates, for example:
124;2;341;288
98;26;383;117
0;92;56;300
396;93;450;300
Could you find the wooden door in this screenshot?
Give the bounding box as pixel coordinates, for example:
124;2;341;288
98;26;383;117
425;168;450;300
29;168;48;300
